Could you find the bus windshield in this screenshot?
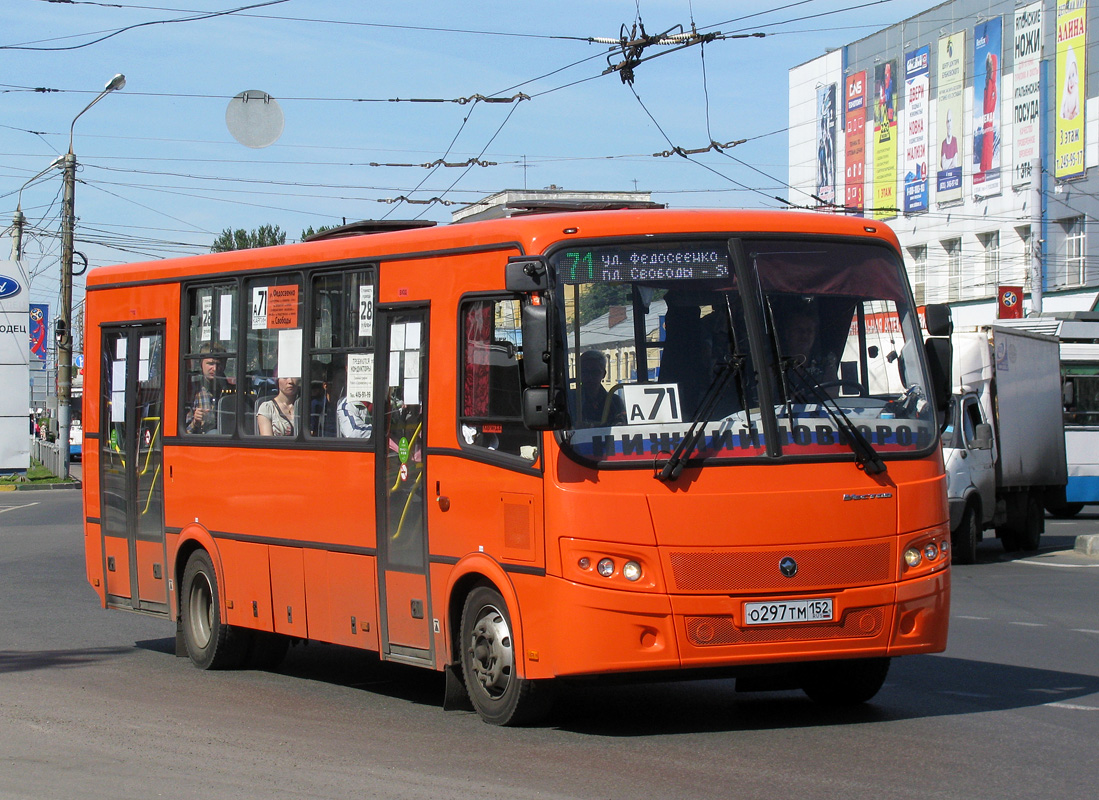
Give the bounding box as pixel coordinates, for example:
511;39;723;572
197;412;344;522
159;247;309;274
551;237;936;467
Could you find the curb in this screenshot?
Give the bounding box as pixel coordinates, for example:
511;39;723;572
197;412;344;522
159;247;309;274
1075;534;1099;557
0;482;82;492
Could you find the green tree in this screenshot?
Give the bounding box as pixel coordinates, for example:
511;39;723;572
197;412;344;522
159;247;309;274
300;224;336;242
578;282;631;325
210;224;287;252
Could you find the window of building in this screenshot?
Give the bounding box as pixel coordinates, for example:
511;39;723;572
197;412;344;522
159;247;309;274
943;238;962;301
979;231;1000;295
182;283;238;435
907;245;927;306
459;296;538;461
1062;216;1086;286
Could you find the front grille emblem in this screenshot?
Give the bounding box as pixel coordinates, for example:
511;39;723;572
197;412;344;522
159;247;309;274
779;557;798;578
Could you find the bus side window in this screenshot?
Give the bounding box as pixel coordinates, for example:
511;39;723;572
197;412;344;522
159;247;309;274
459;297;538;460
244;274;304;438
182;283;238;436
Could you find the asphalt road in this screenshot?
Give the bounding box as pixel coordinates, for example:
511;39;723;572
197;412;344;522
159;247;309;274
2;490;1097;800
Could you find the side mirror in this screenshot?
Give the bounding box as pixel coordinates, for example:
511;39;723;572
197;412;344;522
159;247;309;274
972;422;993;450
924;337;953;422
506;255;565;430
924;303;953;337
506;257;550;292
519;301;550;387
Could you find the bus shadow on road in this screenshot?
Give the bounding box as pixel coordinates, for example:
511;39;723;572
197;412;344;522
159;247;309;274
0;646;139;673
131;638;1099;734
553;655;1099;735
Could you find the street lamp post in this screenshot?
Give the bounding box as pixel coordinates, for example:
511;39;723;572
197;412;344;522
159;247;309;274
57;73;125;481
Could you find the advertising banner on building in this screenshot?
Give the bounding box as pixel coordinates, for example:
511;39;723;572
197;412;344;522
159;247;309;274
1013;3;1043;187
816;83;838;205
998;286;1024;319
29;303;48;362
1;261;31;470
1055;0;1087;180
973;17;1003;198
873;59;898;220
936;31;965;203
844;71;867;212
903;46;930;213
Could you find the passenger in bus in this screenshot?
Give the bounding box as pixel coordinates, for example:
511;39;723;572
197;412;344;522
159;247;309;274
578;349;626;426
330;367;372;439
256;376;300;436
185;343;228;434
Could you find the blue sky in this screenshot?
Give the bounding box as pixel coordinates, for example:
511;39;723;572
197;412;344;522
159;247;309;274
1;1;939;309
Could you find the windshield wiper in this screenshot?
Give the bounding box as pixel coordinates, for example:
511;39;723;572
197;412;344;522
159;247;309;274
656;353;745;482
782;358;887;476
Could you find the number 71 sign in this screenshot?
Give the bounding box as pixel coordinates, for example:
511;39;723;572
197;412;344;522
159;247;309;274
620;383;682;424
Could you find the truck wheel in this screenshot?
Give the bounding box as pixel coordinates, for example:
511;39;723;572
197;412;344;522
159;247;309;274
952;502;979;565
459;585;553;726
800;657;890;706
180;550;249;670
1020;495;1043;552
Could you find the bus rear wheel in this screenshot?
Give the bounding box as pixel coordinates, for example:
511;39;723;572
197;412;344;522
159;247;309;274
800;657;890;706
181;550;249;670
459;586;552;726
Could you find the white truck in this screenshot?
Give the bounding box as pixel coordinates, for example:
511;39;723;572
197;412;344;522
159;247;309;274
944;326;1067;563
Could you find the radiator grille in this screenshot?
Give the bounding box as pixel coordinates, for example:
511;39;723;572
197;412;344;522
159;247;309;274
685;607;886;646
669;542;892;593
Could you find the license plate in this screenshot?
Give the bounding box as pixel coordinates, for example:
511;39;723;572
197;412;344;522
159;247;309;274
743;598;833;625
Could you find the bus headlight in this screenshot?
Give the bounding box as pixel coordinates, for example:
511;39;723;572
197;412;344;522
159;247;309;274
597;558;615;577
923;542;939;561
903;548;922;567
622;561;642;582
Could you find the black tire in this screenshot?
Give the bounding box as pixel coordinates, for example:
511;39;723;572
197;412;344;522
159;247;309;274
459;585;553;726
997;520;1022;553
800;657;891;706
1020;495;1043;552
180;550;250;670
952;501;979;565
1046;501;1084;519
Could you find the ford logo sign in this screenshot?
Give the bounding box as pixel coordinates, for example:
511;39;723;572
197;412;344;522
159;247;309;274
0;275;23;299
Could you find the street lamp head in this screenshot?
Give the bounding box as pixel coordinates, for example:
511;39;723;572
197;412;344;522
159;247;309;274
105;74;126;92
69;73;127;153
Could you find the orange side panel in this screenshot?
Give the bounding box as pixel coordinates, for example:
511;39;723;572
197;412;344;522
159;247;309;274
269;546;308;638
219;539;273;632
84;523;106;605
384;571;431;650
304;550;379;650
135;539;168;605
103;538;130;601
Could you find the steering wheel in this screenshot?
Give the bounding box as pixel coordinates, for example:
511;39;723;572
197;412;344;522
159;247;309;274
600;382;628;425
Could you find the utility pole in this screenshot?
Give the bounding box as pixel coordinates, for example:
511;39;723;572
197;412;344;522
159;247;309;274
56;73;126;481
57;151;76;481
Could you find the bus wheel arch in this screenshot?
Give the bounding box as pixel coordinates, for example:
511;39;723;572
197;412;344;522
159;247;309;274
179;546;249;670
458;583;553;725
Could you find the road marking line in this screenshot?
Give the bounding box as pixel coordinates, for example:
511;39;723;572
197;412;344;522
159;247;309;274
955;615;989;620
1014;560;1099;569
1072;629;1099;635
940;691;992;698
1045;703;1099;711
0;502;39;515
1009;622;1046;627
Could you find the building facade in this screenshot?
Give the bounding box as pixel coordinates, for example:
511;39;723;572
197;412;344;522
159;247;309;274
789;0;1099;326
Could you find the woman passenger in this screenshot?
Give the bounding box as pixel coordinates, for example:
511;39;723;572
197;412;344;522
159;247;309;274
257;376;300;436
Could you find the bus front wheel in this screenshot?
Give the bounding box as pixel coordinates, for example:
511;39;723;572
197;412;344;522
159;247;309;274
800;657;890;706
459;585;553;726
180;550;249;670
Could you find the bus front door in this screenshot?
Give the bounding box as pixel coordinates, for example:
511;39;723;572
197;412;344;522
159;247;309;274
98;324;168;615
376;308;433;664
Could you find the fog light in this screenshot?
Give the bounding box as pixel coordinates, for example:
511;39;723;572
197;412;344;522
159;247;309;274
622;561;642;582
904;548;922;567
940;538;950;553
597;558;615;577
924;542;939;561
578;557;591;570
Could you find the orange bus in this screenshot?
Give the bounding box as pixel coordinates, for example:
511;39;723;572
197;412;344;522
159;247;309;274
82;208;953;725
